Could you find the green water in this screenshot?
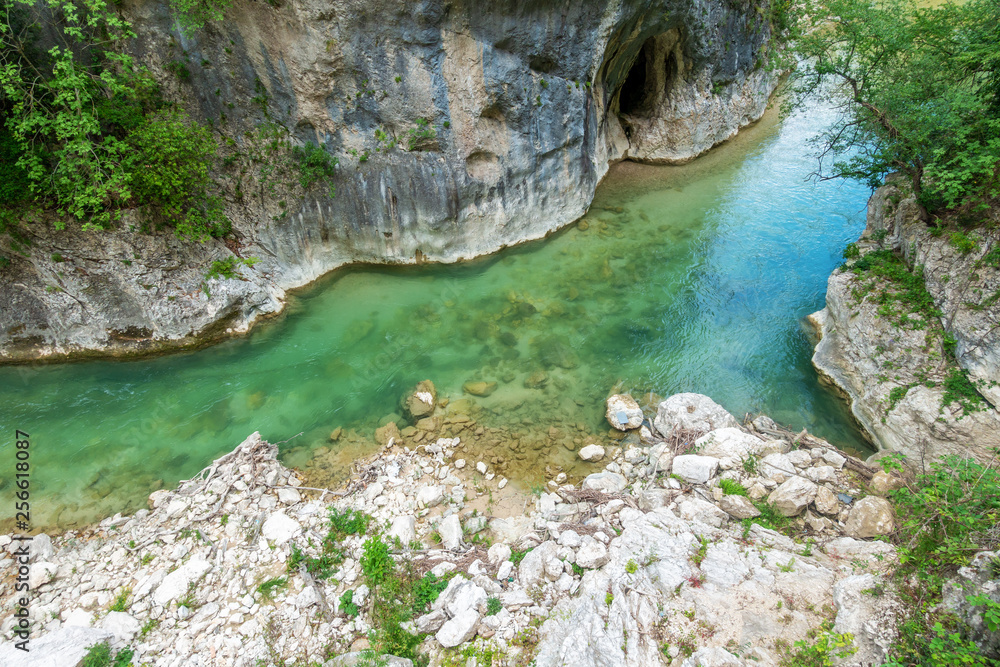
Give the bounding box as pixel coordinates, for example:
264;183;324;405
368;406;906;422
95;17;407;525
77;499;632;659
0;102;873;530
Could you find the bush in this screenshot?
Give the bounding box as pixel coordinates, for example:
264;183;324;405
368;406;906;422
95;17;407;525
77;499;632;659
291;142;338;193
82;642;134;667
205;256;257;281
360;536;394;586
719;479;748;496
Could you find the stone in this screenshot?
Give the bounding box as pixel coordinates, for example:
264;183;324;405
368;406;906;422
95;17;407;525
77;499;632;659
518;541;562;587
277;487;302;504
695;427;766;460
152;558;213;606
387;515;416;545
476;461;488;474
804;465;837;484
767;476;818;517
719;494;760;519
100;612;141;649
375;422;401;446
942;550;1000;658
487;544;512;564
402;380;436;419
581;472;628;494
671;455;720;484
0;626;114;667
832;574;903;667
416;485;445;508
680;647;746;667
463;381;497;397
524;371;549;389
648;443;674;472
654;393;739;435
605;394;643;431
435;578;487;647
786;450;813;467
813;485;841;516
759;453;796;480
439;514;463;550
578;444;606;462
845;496;896;539
262;512;301;545
30;533;55;562
868;470;905;496
821;449;847;468
678;497;729;528
575;536;610;569
28;561;58;588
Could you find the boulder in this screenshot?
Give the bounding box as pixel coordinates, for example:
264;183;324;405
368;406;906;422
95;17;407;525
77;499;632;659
375;422;401;446
678;497;729;528
518;541;562;587
942;550;1000;659
575;536;610;569
605;394;643;431
695;428;767;460
99;612;141;649
813;486;841;516
832;574;903;667
415;485;445;508
402;380;436;418
0;626;114;667
719;494;760;520
152;558;212;606
463;381;497;397
671;455;720;484
581;472;628;494
654;393;739;435
767;477;818;517
578;444;606;462
30;533;55;562
868;470;905;496
387;515;416;546
261;512;301;545
28;561;58;588
435;578;487;647
438;514;462;550
759;453;796;480
845;496;896;539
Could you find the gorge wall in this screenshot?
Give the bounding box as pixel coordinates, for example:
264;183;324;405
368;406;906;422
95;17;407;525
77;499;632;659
0;0;778;361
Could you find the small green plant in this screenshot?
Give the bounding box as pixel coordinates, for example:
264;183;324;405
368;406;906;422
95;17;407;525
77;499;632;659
291;142;338;193
108;587;132;612
778;558;796;573
255;576;288;602
406;118;437;151
139;618;159;638
165;60;191;81
949;231;978;254
220;513;229;526
139;553;154;566
339;589;359;618
751;501;791;532
719;479;748;496
605;591;614;606
742;453;760;476
360;536;394;586
82;642;134;667
206;255;258;281
328;507;372;537
625;559;638;574
412;571;449;613
842;242;860;260
780;621;856;666
486;597;502;616
940;367;986;416
571;562;584;577
691;535;709;566
887;385;911;411
510;548;531;566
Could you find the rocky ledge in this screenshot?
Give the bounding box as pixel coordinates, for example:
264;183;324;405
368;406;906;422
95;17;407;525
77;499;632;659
1;393;924;667
810;178;1000;465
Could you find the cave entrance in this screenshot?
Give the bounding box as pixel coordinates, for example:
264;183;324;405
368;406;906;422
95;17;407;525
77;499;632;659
618;37;656;116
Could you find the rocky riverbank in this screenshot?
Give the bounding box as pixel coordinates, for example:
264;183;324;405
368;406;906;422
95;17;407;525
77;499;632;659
810;178;1000;466
0;0;779;363
1;392;919;667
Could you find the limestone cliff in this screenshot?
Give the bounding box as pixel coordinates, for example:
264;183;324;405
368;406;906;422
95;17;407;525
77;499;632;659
810;179;1000;466
0;0;778;361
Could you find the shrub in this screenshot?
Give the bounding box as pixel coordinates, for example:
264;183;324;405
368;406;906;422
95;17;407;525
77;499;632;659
339;589;359;618
291;142;338;193
949;231;978;254
486;597;502;616
205;256;257;281
719;479;748;496
82;641;134;667
360;536;394;586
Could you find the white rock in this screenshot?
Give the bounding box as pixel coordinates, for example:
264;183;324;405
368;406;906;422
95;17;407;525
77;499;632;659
28;561;58;588
719;495;760;520
845;496;896;539
63;609;94;627
677;497;728;528
787;450;813;467
759;452;796;479
767;476;819;517
416;485;445;508
277;487;301;505
671;455;720;484
30;533;55;562
0;626;113;667
578;444;606;462
488;543;512;564
152;558;212;606
476;461;488;474
99;612;140;649
654;393;739;435
496;561;513;581
387;515;416;546
695;427;766;460
439;514;462;550
814;485;841;516
262;512;301;545
822;449;847;469
435;578;486;647
518;541;561;588
581;472;628;494
606;394;643;431
454;459;466;469
804;465;837;484
575;536;610;569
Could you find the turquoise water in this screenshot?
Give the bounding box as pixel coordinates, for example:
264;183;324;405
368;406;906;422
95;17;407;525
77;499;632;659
0;101;872;530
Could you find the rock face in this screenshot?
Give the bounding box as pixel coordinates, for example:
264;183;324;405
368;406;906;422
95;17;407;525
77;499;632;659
942;550;1000;660
0;0;778;361
810;181;1000;465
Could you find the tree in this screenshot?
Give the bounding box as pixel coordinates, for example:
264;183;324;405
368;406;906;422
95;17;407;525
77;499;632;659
789;0;1000;219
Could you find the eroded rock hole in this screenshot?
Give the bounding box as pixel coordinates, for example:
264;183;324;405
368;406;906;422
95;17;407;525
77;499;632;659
619;38;655;116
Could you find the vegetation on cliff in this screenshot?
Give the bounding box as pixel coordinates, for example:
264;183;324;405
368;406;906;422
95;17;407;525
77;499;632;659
791;0;1000;218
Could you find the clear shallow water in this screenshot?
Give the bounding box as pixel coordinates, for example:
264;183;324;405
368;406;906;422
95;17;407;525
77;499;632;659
0;101;873;530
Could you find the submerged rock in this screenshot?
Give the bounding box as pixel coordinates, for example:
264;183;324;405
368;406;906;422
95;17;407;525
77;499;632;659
402;380;437;419
605;394;643;431
462;381;497;397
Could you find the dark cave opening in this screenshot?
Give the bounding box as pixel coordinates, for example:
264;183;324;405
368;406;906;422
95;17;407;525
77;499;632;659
619;38;656;116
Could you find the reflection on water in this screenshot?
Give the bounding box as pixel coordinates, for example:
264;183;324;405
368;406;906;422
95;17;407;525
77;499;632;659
0;100;872;530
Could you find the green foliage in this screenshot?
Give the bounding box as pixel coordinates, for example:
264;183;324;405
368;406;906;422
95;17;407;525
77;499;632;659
339;589;359;618
411;572;448;614
749;501;791;532
406;118;437;151
885;614;994;667
625;558;638;574
328;507;372;537
892;454;1000;574
940;367;987;416
949;231;978;254
82;642;134;667
485;597;502;616
0;125;30;206
206;256;258;280
780;621;856;667
842;242;860;260
510;547;531;566
255;576;288;602
849;249;939;329
291;142;338;193
719;479;748;496
168;0;234;34
108;587;131;612
287;542;338;580
742;453;760;476
360;536;394;586
887;385;911;411
790;0;1000;215
691;535;709;567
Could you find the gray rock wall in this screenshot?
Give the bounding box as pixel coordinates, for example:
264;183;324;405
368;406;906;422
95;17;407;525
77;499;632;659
810;181;1000;466
0;0;777;361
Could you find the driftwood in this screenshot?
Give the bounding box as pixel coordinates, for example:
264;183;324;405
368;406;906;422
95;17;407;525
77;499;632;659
748;420;879;482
